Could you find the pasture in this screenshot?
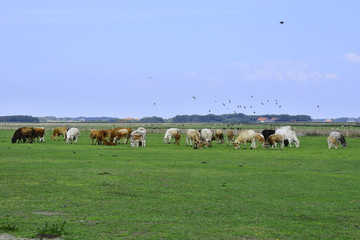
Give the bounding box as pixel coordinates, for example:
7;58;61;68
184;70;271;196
0;127;359;239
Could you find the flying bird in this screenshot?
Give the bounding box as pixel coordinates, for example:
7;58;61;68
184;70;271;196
317;105;320;108
280;21;284;24
153;102;156;105
192;96;196;100
261;102;264;105
209;110;211;112
250;95;253;98
228;99;231;103
223;103;225;106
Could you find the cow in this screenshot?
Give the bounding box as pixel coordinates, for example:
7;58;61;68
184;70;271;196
113;129;129;145
275;128;300;148
227;131;235;146
130;128;146;147
261;129;275;142
255;133;265;149
66;128;80;144
265;134;285;150
186;129;202;149
89;129;106;145
163;128;180;144
103;138;116;146
214;129;224;144
174;133;181;146
11;127;35;143
33;127;46;143
327;136;338;149
108;127;132;143
200;129;213;148
233;130;256;150
329;132;347;148
51;127;67;141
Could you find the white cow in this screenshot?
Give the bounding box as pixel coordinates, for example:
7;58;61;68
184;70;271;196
130;127;146;147
329;132;347;148
200;129;213;148
66;128;80;144
186;129;202;149
275;128;300;148
233;130;256;150
163;128;180;144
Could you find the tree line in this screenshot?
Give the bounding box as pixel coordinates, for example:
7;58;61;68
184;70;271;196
0;114;313;123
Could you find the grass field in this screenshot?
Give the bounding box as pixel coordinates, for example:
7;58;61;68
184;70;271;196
0;128;359;239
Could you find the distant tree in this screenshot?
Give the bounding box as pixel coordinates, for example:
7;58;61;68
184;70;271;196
140;116;164;123
0;115;40;122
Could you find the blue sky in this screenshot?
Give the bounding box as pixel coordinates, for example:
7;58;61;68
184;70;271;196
1;0;359;119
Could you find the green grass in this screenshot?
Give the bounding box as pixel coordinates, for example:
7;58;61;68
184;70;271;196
0;129;359;239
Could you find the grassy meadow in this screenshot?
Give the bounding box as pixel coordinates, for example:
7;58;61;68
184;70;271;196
0;127;359;239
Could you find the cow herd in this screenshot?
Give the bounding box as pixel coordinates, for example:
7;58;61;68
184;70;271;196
10;126;347;150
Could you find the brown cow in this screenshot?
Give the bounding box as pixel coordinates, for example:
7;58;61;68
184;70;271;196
108;127;132;143
265;134;285;150
33;127;46;143
12;127;35;143
89;129;106;145
130;134;145;147
103;138;116;146
327;136;338;149
51;127;67;141
113;129;129;145
174;133;181;146
227;131;235;146
214;129;224;144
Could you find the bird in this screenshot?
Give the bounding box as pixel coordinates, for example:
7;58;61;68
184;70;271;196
223;103;225;106
149;76;152;79
253;111;256;114
250;95;253;98
153;102;156;105
250;106;253;108
234;111;237;114
261;102;264;105
267;100;269;102
228;99;231;103
317;105;320;108
279;105;282;108
280;21;284;24
208;110;211;112
192;96;196;100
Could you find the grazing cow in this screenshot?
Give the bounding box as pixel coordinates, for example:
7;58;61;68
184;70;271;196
51;127;67;141
163;128;180;144
89;129;106;145
130;134;145;147
233;130;256;150
265;134;285;150
261;129;275;142
11;127;35;143
66;128;80;144
113;129;129;145
174;133;181;146
227;131;235;146
186;129;202;149
33;127;46;143
254;133;265;149
103;138;116;146
275;128;300;148
130;128;146;147
327;136;338;149
214;129;224;144
200;129;213;148
329;132;347;148
107;127;132;143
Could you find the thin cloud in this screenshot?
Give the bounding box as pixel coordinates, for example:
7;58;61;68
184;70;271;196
344;52;360;63
221;61;338;84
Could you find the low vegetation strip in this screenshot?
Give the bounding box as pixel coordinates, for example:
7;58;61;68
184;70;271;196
0;128;359;239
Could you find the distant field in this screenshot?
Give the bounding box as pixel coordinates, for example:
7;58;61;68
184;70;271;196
1;128;359;239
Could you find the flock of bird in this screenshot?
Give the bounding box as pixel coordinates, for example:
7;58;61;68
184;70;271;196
151;20;321;116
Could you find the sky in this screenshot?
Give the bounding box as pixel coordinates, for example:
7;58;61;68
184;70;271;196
1;0;359;119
